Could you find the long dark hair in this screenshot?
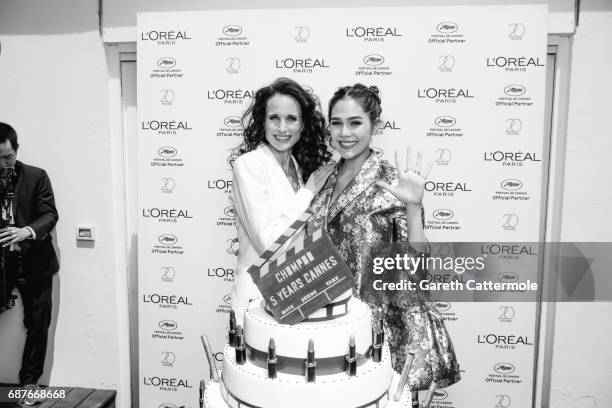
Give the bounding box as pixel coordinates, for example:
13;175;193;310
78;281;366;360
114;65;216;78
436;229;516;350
235;78;330;180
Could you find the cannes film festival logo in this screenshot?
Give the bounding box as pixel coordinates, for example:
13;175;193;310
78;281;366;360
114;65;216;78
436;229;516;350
504;84;526;97
226;237;239;256
363;54;385;66
159;320;178;331
161;266;176;282
223;294;232;304
435;116;456;127
222;25;242;36
495;394;512;408
161;178;175;193
161;351;176;367
501;179;523;191
226;57;241;74
499;306;515;321
433;209;454;221
437;22;458;34
294;26;310;42
438;55;455;72
435;149;452;164
508;23;525;40
160;89;175;105
158;234;178;246
157;57;176;69
506;118;522;135
494;362;516;374
502;214;519;230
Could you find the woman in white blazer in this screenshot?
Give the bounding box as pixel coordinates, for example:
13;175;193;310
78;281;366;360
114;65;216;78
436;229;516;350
231;78;333;323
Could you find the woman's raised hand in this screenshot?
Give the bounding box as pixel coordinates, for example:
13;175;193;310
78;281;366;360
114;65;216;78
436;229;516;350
375;147;433;207
305;163;335;195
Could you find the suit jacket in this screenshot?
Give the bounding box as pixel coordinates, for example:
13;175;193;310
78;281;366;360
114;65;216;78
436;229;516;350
307;151;460;389
230;144;313;323
11;161;59;280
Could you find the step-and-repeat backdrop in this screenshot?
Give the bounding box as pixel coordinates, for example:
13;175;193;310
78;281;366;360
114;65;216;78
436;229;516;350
138;6;547;408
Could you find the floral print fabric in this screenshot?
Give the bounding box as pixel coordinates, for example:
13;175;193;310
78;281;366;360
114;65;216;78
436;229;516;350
306;151;461;390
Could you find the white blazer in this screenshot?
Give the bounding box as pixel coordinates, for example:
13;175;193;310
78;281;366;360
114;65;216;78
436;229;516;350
230;144;313;323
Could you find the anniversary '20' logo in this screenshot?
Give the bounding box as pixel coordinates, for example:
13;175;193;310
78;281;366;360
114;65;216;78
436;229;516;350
417;87;474;104
161;266;176;282
294;26;310;42
140;30;191;46
345;26;402;42
428;116;464;137
429;22;466;44
506;118;522;135
438;55;455;72
509;23;526;40
216;25;250;46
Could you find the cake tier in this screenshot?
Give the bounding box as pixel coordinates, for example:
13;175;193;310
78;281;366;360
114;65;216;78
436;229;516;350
244;297;373;360
218;343;396;408
263;289;353;322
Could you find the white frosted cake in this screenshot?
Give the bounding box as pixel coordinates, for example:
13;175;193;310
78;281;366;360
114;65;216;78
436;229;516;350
202;293;411;408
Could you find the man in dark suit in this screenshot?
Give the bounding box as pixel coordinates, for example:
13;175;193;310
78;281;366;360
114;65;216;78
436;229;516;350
0;122;58;404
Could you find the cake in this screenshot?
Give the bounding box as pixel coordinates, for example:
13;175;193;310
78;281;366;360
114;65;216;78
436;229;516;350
201;292;412;408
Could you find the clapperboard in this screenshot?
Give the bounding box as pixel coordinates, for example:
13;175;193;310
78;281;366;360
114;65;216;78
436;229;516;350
247;210;354;325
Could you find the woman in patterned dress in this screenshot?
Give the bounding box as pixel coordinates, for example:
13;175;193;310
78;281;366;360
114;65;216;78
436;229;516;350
306;84;461;398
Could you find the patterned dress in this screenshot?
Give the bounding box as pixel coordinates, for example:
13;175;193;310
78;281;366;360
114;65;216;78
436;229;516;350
306;150;461;390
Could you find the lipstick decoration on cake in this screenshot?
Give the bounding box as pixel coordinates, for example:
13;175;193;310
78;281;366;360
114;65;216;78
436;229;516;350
393;346;416;402
267;338;277;379
228;310;237;347
421;381;438;408
200;335;221;382
346;334;357;376
235;325;246;365
199;380;206;408
305;339;316;383
372;323;383;363
377;306;385;343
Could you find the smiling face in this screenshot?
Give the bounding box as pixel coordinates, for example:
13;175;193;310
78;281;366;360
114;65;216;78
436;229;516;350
264;93;303;155
329;97;374;162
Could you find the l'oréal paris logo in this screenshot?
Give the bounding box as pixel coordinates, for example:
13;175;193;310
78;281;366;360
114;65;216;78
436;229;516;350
345;26;402;41
141;31;191;45
487;56;543;71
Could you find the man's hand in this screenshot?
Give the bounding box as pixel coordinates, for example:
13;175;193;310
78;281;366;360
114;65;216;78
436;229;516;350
0;227;32;247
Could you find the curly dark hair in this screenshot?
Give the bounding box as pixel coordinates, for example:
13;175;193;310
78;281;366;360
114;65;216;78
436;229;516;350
234;77;331;180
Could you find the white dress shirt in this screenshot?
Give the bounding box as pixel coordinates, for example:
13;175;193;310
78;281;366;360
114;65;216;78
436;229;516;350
230;144;313;324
